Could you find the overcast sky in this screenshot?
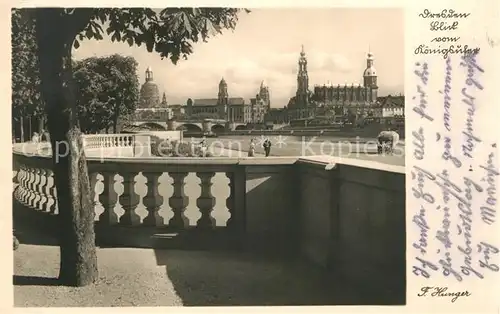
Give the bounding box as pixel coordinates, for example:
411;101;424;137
73;8;404;107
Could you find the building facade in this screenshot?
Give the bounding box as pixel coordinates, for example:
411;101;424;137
372;95;404;118
186;78;270;124
288;46;380;121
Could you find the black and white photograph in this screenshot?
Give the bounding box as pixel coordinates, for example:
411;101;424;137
11;7;406;307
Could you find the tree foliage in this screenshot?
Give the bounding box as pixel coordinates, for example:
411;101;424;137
11;9;43;121
73;54;139;133
16;7;250;287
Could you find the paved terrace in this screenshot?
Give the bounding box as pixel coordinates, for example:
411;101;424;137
13;136;406;306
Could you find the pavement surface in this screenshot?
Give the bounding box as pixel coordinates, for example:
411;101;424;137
14;244;369;306
196;136;405;166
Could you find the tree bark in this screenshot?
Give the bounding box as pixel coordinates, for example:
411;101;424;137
35;9;97;287
20;117;24;142
112;115;118;134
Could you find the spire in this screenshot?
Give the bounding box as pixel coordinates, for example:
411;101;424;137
145;66;153;82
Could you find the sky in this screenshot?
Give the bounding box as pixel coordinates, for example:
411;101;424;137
73;8;404;108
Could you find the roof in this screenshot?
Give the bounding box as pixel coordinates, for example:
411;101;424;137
381;95;404;108
192;97;246;106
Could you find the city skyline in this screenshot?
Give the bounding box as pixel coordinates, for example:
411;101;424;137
73;8;404;107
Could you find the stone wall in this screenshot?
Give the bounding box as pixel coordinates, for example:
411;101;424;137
297;157;405;303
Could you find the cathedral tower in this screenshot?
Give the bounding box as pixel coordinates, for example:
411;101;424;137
218;77;229;119
161;92;168;107
259;80;271;109
295;45;309;107
363;52;378;88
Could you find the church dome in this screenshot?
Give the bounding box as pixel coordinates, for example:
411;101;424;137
139;67;160;108
139;82;160;108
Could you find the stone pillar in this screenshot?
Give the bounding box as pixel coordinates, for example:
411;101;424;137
142;172;164;226
133;134;151;157
119;172;141;226
167;120;176;131
196;172;216;229
99;172;118;225
168;172;189;229
226;122;235;131
202;120;211;133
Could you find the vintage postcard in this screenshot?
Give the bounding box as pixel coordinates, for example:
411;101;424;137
2;0;499;312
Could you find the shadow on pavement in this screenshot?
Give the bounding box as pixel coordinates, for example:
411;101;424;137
13;275;62;287
153;249;376;306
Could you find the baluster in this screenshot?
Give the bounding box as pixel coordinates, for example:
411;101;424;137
26;167;36;207
37;169;48;211
98;172;118;225
48;171;58;214
20;166;30;204
225;172;235;229
47;169;57;214
14;166;25;201
119;172;141;225
196;172;216;229
32;168;42;208
142;172;164;226
168;172;189;229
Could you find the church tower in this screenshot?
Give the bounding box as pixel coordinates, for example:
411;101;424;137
218;77;229;119
363;52;377;88
139;66;160;108
145;66;154;82
259;80;271;109
296;45;309;108
161;92;168;107
363;51;378;102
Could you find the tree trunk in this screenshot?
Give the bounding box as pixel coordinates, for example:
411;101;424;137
28;116;32;140
20;117;24;142
112;115;118;134
35;9;98;287
38;115;44;134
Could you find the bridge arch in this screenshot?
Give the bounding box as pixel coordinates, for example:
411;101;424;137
138;122;167;131
177;123;203;133
235;125;247;130
211;124;225;133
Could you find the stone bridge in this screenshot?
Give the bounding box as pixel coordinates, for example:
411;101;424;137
131;119;247;133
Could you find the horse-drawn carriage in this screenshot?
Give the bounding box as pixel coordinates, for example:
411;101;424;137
377;130;400;155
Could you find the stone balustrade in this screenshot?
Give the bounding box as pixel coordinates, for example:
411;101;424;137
12;144;406;302
83;134;135;149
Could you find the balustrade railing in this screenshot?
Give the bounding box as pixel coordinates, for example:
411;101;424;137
12;142;405;299
13;151;250;231
83;134;135;150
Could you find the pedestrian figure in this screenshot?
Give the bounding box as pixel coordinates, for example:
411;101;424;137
31;132;39;144
263;138;272;157
248;138;256;157
199;138;207;157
